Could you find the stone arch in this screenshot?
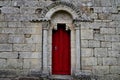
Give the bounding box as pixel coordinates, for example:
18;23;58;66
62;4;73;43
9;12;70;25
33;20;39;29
40;1;81;20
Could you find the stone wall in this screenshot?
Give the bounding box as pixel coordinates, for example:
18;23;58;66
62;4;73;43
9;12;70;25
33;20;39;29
0;0;120;80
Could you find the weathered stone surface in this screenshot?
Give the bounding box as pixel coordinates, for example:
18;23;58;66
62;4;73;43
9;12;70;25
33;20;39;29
0;70;17;77
81;40;89;48
0;14;5;21
0;44;12;51
94;34;104;41
0;22;8;27
6;59;18;69
0;34;8;43
103;58;117;66
9;35;25;43
94;7;118;13
82;57;97;66
81;29;93;39
112;42;120;50
1;7;20;13
0;52;18;59
97;58;103;66
116;28;120;34
88;40;100;47
0;28;16;34
8;21;21;27
104;35;119;42
101;42;112;48
81;48;93;57
21;22;42;28
110;66;120;74
25;35;42;43
5;14;20;21
19;52;41;59
100;28;116;34
108;50;120;57
0;59;6;68
13;44;36;51
15;28;41;34
20;7;36;14
94;48;108;57
23;59;41;69
93;66;109;75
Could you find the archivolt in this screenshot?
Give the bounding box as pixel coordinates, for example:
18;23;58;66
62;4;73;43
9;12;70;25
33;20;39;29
40;1;81;20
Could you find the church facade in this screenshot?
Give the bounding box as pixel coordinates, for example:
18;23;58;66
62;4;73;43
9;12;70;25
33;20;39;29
0;0;120;80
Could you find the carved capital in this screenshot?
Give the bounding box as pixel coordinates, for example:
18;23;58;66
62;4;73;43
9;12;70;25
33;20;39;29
73;20;81;29
42;21;50;30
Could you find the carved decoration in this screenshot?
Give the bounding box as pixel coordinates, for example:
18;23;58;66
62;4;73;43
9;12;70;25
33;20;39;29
40;1;81;18
73;20;81;29
42;21;50;29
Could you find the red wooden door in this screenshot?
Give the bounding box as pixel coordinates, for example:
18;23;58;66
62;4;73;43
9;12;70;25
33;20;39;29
52;24;71;75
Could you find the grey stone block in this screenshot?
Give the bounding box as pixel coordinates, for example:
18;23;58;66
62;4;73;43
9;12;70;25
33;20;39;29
5;14;20;21
0;28;16;34
81;48;93;57
101;42;112;48
93;66;109;75
0;22;8;28
112;42;120;50
8;21;21;27
9;35;25;43
1;7;20;14
94;34;104;41
108;50;120;57
0;59;6;68
0;34;8;43
81;29;93;39
100;28;116;34
15;28;40;34
110;66;120;74
104;35;119;42
88;40;100;48
97;58;103;66
116;28;120;34
81;40;89;48
6;59;18;69
19;52;41;59
82;57;97;66
13;44;36;51
103;58;117;66
25;35;42;44
0;52;18;59
0;44;12;51
94;48;108;57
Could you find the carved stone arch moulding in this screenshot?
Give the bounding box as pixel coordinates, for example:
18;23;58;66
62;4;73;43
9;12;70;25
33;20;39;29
40;1;81;20
31;1;93;22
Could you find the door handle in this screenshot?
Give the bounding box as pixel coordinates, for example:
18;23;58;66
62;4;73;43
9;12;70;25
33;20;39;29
54;46;57;50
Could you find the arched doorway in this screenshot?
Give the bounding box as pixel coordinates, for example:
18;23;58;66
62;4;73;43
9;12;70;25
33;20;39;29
51;11;72;75
40;2;82;76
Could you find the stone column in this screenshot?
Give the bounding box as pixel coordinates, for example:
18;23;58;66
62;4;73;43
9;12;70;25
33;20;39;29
42;21;49;75
74;21;81;75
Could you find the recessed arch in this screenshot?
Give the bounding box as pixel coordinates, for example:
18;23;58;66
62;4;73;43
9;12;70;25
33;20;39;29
51;10;73;24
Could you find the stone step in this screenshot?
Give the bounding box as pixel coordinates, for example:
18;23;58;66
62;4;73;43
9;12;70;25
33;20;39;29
49;75;73;80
